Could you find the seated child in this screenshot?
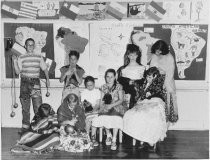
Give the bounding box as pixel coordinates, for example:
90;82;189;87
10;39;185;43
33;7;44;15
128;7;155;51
11;103;59;153
57;93;93;152
123;67;167;152
81;76;101;146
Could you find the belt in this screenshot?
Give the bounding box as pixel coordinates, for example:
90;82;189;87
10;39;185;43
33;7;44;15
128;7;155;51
21;76;39;81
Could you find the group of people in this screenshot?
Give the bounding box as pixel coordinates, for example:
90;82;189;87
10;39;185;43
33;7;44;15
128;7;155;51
11;38;178;153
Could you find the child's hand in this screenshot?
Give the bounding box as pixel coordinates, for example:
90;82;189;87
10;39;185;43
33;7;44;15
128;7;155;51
146;92;151;98
129;80;134;85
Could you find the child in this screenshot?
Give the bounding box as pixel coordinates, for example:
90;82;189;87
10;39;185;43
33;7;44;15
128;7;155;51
81;76;101;146
117;44;145;109
92;69;127;151
11;103;59;153
57;93;92;152
123;67;167;152
12;38;50;135
60;50;85;101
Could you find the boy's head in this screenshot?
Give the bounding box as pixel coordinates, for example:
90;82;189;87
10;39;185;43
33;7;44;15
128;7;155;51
25;38;35;53
66;93;79;108
144;67;159;83
69;50;80;67
38;103;54;118
84;76;95;91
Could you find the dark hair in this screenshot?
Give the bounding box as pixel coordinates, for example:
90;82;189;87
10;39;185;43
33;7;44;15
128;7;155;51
84;76;95;87
69;50;80;60
144;67;160;78
65;93;79;105
38;103;55;118
124;44;142;66
25;38;35;46
151;40;169;55
104;68;117;92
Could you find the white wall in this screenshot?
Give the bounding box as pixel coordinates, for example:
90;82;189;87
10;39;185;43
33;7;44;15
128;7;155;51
1;85;209;130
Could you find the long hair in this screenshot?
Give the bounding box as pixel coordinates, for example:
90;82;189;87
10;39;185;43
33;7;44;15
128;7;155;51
124;43;142;66
151;40;169;55
104;68;117;92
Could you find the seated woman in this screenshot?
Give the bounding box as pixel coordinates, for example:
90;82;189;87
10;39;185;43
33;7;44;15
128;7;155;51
91;69;127;151
123;67;167;152
117;44;145;109
57;93;92;152
11;103;60;153
81;76;101;146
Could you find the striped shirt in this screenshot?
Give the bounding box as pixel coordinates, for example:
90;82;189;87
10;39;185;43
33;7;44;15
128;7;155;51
18;53;47;78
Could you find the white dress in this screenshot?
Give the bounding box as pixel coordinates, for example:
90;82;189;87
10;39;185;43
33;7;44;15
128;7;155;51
123;98;167;145
121;65;145;80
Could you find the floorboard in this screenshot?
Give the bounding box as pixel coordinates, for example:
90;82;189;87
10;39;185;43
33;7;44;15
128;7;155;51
1;128;209;160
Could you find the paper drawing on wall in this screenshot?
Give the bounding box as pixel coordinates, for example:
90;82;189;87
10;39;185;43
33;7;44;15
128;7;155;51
131;30;159;65
191;0;208;22
98;34;122;58
15;26;47;55
127;3;146;19
4;23;54;78
77;2;106;20
163;1;191;21
170;27;206;79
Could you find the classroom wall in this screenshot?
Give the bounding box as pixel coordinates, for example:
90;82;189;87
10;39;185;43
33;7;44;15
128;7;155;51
1;0;209;130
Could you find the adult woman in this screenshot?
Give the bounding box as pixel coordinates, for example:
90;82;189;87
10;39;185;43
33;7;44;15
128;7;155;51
92;69;127;150
150;40;178;123
60;50;85;101
123;67;167;152
117;44;145;109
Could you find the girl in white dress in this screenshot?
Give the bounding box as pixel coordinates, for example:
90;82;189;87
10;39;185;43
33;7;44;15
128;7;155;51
123;67;167;152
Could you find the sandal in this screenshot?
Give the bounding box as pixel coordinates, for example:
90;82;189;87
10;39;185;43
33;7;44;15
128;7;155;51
111;142;117;150
105;136;112;146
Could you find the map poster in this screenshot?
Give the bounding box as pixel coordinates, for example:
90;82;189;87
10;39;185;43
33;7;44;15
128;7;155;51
142;24;208;80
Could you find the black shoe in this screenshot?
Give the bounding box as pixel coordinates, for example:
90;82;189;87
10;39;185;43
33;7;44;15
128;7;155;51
18;128;28;136
147;144;156;153
138;143;145;149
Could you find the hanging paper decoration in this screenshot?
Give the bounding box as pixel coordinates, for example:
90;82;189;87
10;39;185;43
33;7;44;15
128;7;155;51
106;2;127;21
19;2;38;19
59;1;80;20
1;2;20;19
33;1;59;19
145;1;166;22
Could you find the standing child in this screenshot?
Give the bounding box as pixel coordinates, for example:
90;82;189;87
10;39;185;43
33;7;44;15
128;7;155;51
117;44;145;109
12;38;50;135
60;50;85;101
81;76;101;146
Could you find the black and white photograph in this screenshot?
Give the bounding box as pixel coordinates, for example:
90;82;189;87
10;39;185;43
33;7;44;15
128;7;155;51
1;0;209;159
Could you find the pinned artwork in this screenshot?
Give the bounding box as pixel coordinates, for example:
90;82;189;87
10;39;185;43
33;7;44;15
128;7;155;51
77;2;106;20
145;1;166;22
33;1;59;19
59;1;80;20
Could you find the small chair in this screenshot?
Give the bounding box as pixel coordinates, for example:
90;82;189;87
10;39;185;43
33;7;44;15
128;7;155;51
98;93;130;143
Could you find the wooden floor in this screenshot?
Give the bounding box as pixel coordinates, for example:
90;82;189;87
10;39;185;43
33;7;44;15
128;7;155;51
1;128;209;160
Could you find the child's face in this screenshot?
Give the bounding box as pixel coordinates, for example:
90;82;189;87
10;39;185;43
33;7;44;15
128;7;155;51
26;40;35;53
86;81;95;91
69;55;78;67
146;75;155;84
128;52;138;62
155;49;162;56
106;72;115;84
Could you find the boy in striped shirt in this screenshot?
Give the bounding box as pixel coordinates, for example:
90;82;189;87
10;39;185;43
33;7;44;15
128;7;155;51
13;38;50;135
